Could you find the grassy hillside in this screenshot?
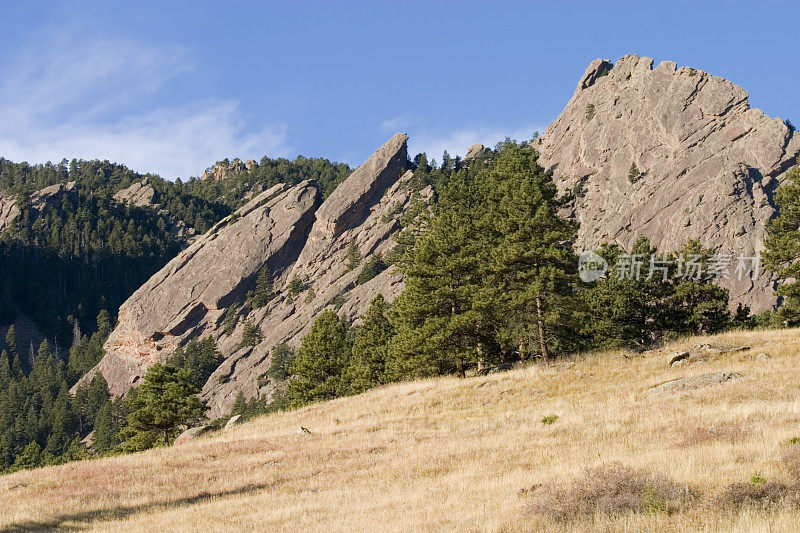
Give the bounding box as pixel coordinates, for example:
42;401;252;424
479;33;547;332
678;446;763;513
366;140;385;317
2;328;800;531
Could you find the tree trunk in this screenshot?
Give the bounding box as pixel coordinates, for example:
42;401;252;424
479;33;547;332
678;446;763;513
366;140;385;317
536;296;549;363
477;342;484;372
518;339;526;362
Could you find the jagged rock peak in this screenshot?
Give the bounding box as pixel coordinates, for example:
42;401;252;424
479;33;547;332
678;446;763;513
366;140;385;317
538;54;800;312
202;158;250;181
314;132;408;236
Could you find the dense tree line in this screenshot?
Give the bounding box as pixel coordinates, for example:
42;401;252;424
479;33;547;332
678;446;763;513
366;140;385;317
0;320;222;471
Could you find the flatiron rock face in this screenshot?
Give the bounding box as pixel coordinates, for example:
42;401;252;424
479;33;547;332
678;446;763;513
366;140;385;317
80;180;321;396
83;133;428;417
537;55;800;312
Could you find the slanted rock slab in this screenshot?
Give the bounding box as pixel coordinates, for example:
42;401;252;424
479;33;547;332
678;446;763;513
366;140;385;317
175;425;213;445
648;372;742;394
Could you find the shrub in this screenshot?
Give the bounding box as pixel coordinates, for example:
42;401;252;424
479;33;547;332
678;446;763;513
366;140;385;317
585;103;596;121
628;162;642;183
287;276;305;302
715;480;800;511
540;415;559;426
357;254;387;285
525;465;697;521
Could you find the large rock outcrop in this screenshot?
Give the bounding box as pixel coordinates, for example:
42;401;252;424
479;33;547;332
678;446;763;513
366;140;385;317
88;180;321;395
86;133;426;415
537;55;800;312
113;178;196;242
0;182;77;235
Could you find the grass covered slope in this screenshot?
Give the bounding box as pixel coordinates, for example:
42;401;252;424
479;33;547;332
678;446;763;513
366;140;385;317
2;329;800;531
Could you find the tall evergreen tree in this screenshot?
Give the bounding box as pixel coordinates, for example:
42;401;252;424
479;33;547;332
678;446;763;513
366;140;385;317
765;163;800;325
251;266;274;308
286;310;351;407
345;294;394;394
388;164;490;379
482;142;580;362
119;364;206;450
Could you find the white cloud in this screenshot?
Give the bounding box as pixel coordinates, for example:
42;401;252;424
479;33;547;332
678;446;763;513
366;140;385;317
0;34;289;179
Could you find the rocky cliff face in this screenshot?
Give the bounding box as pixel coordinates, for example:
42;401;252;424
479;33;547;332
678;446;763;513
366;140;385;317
0;182;77;235
537;55;800;312
113;178;196;243
86;133;426;415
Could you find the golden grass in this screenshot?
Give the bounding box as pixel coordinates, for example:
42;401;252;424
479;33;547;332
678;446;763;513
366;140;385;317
2;328;800;531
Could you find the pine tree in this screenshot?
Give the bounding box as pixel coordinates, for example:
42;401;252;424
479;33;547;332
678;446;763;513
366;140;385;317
231;391;248;418
388;164;491;379
4;326;18;363
93;399;125;454
286;310;351;407
345;240;361;272
345;295;394;394
267;343;295;381
120;364;206;449
765;163;800;325
357;254;387;285
251;266;274;308
239;322;262;349
482;142;580;362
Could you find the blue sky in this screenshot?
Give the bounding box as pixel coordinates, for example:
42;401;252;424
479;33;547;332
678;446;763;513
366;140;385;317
0;0;797;179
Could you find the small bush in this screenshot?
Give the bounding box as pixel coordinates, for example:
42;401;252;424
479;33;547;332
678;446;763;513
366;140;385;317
357;254;387;285
585;103;596;121
540;415;559;426
715;480;800;511
628;162;642;183
287;276;305;302
525;465;696;521
305;288;316;303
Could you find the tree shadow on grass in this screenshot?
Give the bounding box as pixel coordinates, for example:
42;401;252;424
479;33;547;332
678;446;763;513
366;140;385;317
1;480;279;532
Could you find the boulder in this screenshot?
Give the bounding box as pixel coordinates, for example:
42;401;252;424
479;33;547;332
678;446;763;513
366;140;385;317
175;425;213;445
113;179;156;207
464;143;489;162
224;415;243;431
538;55;800;312
648;371;742;394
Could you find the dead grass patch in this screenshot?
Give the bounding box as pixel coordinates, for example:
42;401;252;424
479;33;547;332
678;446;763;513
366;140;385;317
525;464;698;521
678;423;748;447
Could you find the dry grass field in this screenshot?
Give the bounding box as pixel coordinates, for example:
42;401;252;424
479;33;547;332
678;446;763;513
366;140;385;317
2;328;800;532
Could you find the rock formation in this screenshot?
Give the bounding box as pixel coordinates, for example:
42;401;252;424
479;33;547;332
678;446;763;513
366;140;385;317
85;133;429;416
113;179;156;207
0;182;77;235
202;158;248;181
537;55;800;312
112;178;196;242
